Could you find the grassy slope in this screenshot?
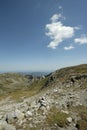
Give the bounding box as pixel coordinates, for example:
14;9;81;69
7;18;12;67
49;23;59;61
55;64;87;82
0;64;87;100
0;73;48;100
42;64;87;88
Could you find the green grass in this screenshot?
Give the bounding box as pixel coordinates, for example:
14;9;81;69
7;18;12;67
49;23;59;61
70;106;87;119
8;78;47;101
70;106;87;130
24;127;39;130
76;120;87;130
0;73;48;101
46;107;69;127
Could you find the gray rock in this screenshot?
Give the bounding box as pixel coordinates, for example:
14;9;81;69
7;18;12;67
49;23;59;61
5;109;24;123
0;121;16;130
61;110;69;114
67;117;72;123
25;111;32;117
14;109;24;120
5;112;17;123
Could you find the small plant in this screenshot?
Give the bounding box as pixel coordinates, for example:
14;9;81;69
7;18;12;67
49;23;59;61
46;107;69;127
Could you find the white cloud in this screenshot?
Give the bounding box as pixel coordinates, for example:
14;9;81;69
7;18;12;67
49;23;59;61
50;14;62;23
74;35;87;44
45;14;75;49
74;26;80;30
64;45;74;50
59;6;62;10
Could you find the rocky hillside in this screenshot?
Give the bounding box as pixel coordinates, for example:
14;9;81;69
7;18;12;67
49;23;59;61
0;64;87;130
42;64;87;89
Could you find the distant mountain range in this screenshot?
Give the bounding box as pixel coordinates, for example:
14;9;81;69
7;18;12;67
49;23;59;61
20;71;51;77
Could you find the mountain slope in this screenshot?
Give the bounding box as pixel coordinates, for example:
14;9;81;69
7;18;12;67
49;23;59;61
0;64;87;130
0;64;87;99
42;64;87;89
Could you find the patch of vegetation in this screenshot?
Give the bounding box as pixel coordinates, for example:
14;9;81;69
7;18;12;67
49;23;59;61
46;107;69;128
23;123;45;130
78;106;87;121
0;73;48;101
70;106;87;120
29;78;47;92
70;106;87;130
76;120;87;130
9;78;47;101
24;127;38;130
55;64;87;82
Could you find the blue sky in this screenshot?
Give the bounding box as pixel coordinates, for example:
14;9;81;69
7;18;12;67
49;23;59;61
0;0;87;72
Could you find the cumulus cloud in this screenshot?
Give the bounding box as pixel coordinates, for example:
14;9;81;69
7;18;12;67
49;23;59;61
64;45;74;50
50;14;62;23
74;35;87;44
45;13;75;49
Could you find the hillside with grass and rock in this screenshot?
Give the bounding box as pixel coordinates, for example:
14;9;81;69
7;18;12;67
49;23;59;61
0;64;87;130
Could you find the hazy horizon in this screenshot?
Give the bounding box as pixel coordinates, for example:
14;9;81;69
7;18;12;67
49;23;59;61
0;63;87;74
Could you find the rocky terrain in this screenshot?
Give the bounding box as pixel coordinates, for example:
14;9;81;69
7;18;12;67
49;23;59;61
0;64;87;130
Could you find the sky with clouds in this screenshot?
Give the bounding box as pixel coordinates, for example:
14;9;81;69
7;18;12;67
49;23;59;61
0;0;87;72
